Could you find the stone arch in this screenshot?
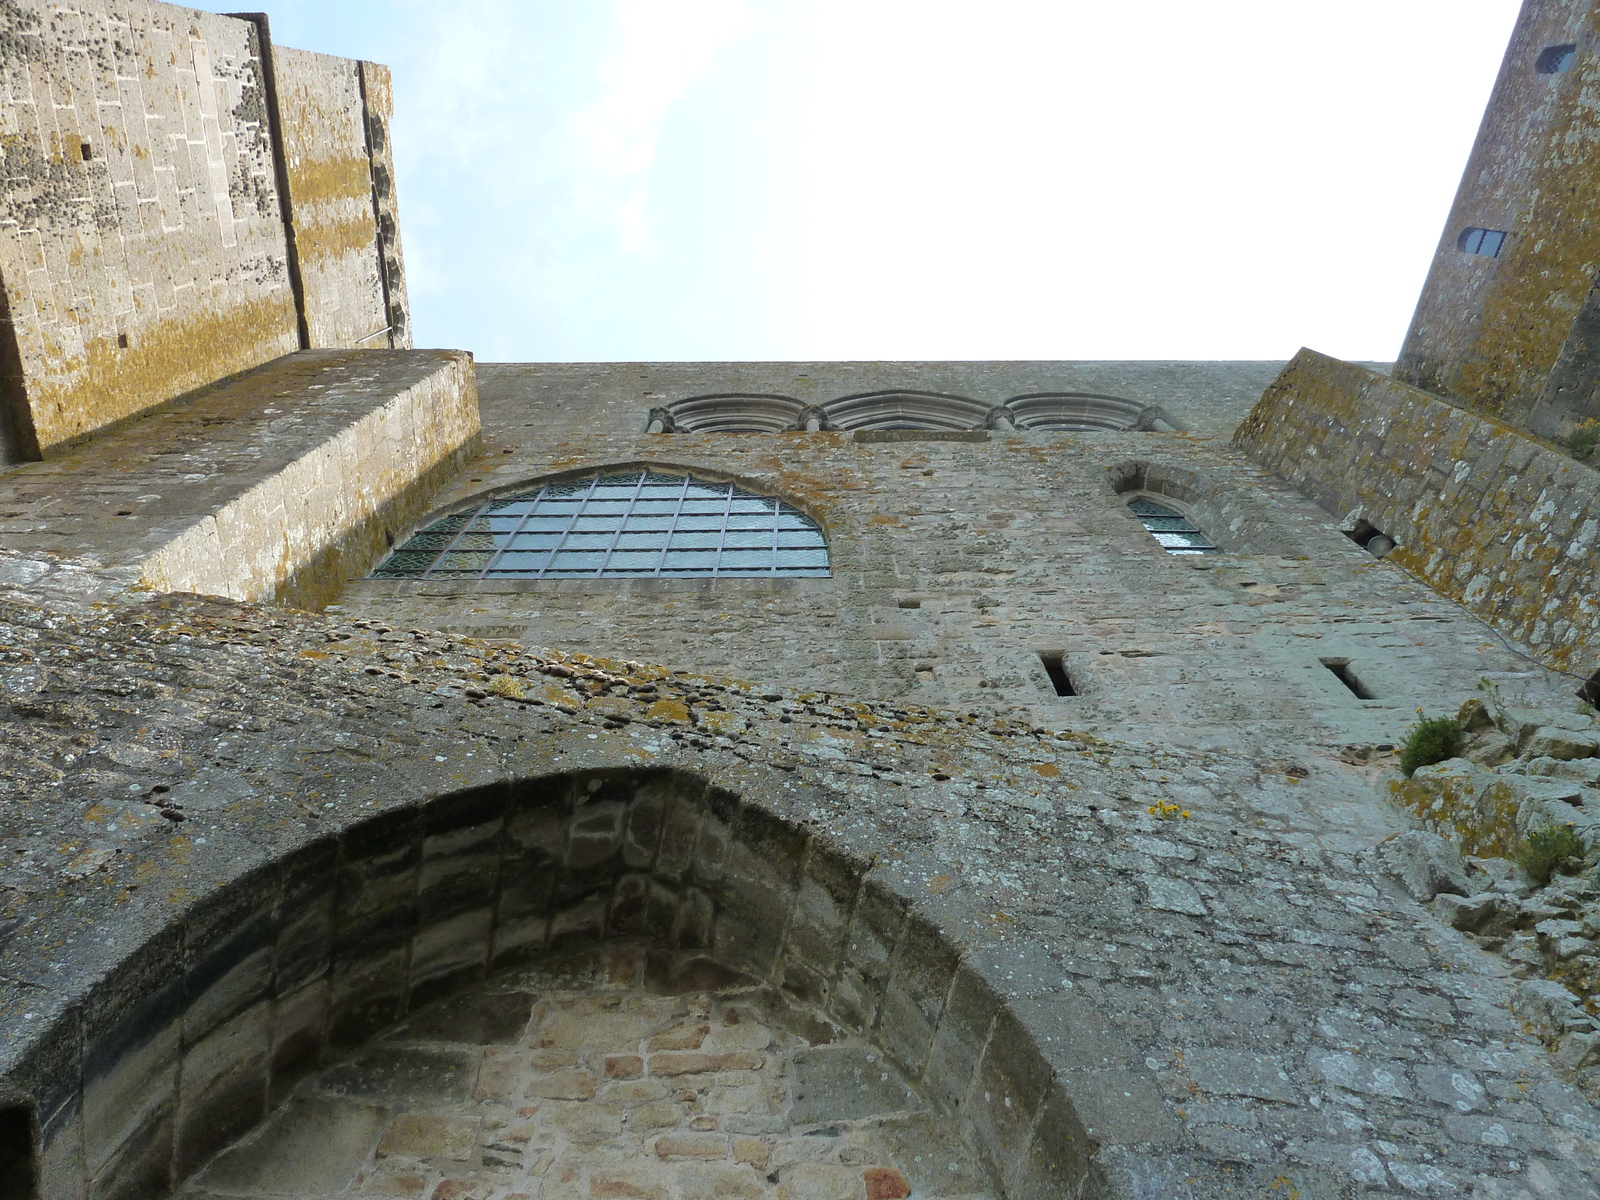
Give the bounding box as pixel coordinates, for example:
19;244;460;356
818;391;992;432
1005;394;1179;432
657;395;806;434
1106;459;1304;556
6;768;1095;1200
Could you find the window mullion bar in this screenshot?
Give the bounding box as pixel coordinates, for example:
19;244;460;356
711;481;734;577
539;477;594;580
480;488;539;578
595;474;644;575
421;501;485;580
655;475;691;577
769;498;781;576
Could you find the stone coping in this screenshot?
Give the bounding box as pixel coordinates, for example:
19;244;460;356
0;349;478;608
0;557;1598;1198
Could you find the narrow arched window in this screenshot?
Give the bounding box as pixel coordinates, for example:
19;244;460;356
371;470;830;579
1128;497;1218;555
1536;43;1576;74
1457;227;1507;258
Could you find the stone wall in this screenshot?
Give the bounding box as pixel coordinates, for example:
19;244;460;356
1235;348;1600;678
3;567;1599;1199
0;0;298;459
0;1;413;462
1395;0;1600;439
336;362;1570;753
272;47;389;351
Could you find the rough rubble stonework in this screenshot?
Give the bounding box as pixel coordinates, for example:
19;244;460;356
2;552;1600;1199
6;1;1600;1198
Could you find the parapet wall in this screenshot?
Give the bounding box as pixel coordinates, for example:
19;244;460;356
1235;348;1600;675
0;1;410;462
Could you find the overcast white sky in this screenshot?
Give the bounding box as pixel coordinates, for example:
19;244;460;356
260;0;1522;363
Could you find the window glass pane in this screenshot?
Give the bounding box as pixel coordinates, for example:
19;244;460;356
549;551;607;570
669;532;720;549
718;550;772;568
605;550;661;569
377;552;434;574
1482;230;1506;257
676;514;727;531
663;550;718;568
439;552;493;570
373;470;829;578
495;551;551;571
777;530;825;548
406;532;457;551
521;516;573;533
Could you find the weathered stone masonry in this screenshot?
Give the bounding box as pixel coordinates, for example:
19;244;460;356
1236;348;1600;676
0;1;411;463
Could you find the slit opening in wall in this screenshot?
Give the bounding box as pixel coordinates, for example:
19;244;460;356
0;1104;38;1200
1579;668;1600;709
1321;657;1376;700
1039;651;1077;697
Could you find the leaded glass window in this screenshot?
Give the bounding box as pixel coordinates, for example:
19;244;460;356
371;471;830;579
1127;497;1219;555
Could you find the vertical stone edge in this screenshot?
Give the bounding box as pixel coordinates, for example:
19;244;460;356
359;61;412;350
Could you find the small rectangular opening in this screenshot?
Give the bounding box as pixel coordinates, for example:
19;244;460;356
115;332;128;349
1039;651;1077;697
1321;657;1375;700
0;1105;38;1200
79;141;92;160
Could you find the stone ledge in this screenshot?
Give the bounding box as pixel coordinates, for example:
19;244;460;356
0;349;479;609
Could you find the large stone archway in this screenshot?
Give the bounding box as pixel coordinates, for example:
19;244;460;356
15;769;1088;1200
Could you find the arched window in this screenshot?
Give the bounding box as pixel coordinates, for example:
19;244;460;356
1127;497;1219;555
371;470;830;579
1457;227;1508;258
1536;43;1576;74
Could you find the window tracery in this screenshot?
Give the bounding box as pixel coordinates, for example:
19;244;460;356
649;390;1181;433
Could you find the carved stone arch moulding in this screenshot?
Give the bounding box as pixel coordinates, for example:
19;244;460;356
1005;394;1181;432
658;394;805;433
0;766;1105;1200
818;390;993;431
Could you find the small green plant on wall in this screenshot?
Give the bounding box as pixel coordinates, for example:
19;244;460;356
1399;711;1463;777
1516;825;1586;886
1566;416;1600;462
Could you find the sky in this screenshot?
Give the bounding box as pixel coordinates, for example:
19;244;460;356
260;0;1523;364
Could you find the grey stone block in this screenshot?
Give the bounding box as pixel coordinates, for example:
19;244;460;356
1376;830;1472;902
789;1045;917;1124
192;1096;388;1196
317;1044;478;1104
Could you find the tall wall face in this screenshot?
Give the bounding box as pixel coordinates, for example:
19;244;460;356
0;1;299;459
0;2;411;462
1396;0;1600;439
